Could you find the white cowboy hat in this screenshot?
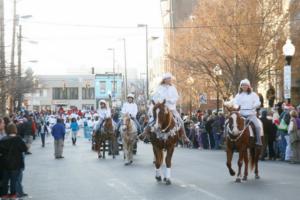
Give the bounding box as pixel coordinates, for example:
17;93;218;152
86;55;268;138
240;79;251;87
99;100;107;105
127;93;135;99
162;72;173;81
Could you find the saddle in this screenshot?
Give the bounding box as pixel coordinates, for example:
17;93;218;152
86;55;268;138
245;119;263;145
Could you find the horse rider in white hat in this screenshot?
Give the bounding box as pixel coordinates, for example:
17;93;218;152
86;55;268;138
141;72;190;143
117;93;142;134
233;79;263;145
95;100;112;130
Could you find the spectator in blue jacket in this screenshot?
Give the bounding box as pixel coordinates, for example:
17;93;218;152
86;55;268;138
51;119;65;159
70;118;79;146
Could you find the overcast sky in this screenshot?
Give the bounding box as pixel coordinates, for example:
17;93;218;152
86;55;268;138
3;0;163;76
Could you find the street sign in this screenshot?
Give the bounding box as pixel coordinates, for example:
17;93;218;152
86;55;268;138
199;93;207;104
284;65;291;99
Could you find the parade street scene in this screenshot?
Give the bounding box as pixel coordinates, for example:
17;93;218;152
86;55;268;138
1;0;300;200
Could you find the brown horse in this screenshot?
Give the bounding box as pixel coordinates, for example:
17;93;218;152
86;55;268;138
95;118;117;159
150;100;181;185
225;105;263;182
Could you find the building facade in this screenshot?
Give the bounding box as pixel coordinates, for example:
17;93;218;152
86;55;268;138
24;75;96;112
95;73;123;108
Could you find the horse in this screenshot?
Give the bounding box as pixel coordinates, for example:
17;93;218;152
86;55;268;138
120;113;138;165
95;118;117;159
150;100;181;185
225;105;263;182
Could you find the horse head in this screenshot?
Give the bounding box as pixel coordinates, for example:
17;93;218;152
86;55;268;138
152;100;173;132
226;110;245;136
121;113;132;132
103;117;114;133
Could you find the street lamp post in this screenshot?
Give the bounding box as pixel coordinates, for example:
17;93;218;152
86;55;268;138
213;64;222;113
121;38;128;98
137;24;149;101
282;39;295;101
107;48;116;101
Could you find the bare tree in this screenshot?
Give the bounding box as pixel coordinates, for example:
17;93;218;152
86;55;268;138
170;0;299;98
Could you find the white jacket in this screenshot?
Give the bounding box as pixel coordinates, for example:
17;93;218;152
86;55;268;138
97;108;111;121
121;102;138;118
233;92;261;116
152;84;179;111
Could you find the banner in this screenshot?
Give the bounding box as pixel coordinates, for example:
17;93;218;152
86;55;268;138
199;93;207;104
284;65;291;99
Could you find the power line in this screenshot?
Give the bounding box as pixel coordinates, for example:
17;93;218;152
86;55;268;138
20;18;300;29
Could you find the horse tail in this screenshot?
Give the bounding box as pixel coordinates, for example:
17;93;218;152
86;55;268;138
249;147;255;171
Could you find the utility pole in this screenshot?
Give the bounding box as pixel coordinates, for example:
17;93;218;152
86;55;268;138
108;48;115;100
122;38;128;98
0;0;6;116
9;0;17;114
17;25;22;111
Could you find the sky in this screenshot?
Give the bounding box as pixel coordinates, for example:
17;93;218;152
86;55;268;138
3;0;164;77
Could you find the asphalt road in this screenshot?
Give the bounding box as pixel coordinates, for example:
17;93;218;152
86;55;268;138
22;131;300;200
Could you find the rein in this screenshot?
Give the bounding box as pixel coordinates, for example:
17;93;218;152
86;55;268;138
226;114;251;142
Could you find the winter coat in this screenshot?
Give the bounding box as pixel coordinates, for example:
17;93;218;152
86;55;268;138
0;135;27;170
152;84;179;111
121;102;138;118
23;120;35;136
70;122;79;132
51;123;65;140
233;92;261;116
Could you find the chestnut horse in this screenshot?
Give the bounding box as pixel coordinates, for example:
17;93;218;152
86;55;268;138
225;105;263;182
120;113;138;165
150;100;180;185
95;118;117;159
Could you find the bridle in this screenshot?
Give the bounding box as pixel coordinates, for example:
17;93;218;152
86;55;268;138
155;105;173;133
122;115;132;132
226;111;250;142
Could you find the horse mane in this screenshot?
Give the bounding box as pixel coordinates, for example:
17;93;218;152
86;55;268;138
104;118;113;130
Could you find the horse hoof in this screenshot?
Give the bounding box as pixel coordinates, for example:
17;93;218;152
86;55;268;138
230;170;236;176
155;176;162;182
98;155;102;159
242;176;247;181
165;179;172;185
163;178;167;182
113;156;116;159
255;175;260;179
235;178;241;183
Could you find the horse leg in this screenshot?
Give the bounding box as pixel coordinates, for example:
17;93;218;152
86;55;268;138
112;136;116;159
255;145;262;179
122;138;126;161
226;144;235;176
124;140;130;165
97;138;102;159
153;146;163;181
236;149;244;183
164;145;175;185
243;149;249;181
128;139;134;164
103;139;106;159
